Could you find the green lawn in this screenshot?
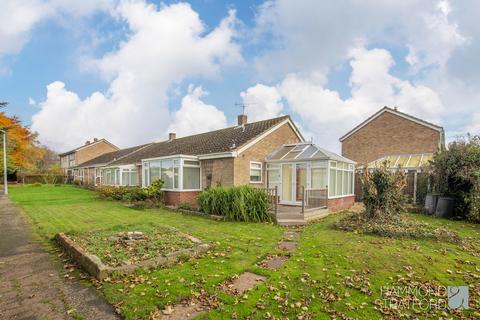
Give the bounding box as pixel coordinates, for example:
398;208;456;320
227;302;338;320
9;185;480;319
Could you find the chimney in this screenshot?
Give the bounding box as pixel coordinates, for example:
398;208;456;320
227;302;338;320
237;114;247;126
169;132;176;140
393;106;398;111
93;138;98;142
85;140;91;145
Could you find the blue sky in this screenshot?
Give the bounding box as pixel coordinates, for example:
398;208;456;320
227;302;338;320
1;0;479;152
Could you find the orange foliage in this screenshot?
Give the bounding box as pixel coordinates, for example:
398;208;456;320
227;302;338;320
0;112;45;172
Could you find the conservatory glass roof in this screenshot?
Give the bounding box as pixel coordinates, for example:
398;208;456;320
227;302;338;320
365;153;433;169
266;143;356;164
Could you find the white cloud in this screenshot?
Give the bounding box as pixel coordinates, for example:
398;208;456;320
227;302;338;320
0;0;113;70
168;85;227;137
270;47;445;152
31;1;241;151
28;97;36;106
240;84;284;122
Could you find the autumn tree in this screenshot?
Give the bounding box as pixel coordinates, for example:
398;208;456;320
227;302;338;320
0;103;45;179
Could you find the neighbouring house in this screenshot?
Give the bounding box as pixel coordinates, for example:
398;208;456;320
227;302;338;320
71;114;357;211
340;106;445;201
59;138;119;182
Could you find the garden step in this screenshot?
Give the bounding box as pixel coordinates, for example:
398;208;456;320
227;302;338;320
276;219;307;226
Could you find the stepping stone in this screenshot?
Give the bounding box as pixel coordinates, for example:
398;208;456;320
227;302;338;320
283;231;301;241
222;272;266;295
277;241;297;252
259;255;288;270
151;302;206;320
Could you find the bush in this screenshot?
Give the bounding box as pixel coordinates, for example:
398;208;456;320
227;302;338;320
430;135;480;223
361;161;407;222
143;178;164;202
198;186;272;222
97;178;164;204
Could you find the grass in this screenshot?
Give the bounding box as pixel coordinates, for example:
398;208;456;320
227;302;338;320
9;185;480;319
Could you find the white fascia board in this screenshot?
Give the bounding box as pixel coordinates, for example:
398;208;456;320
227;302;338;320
236;119;305;156
197;151;237;160
141;154;199;162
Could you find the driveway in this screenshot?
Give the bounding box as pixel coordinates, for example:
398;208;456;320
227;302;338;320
0;193;120;320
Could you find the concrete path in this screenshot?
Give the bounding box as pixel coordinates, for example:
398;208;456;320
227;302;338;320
0;194;120;320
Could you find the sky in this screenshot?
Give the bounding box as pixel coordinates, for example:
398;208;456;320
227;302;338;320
1;0;479;153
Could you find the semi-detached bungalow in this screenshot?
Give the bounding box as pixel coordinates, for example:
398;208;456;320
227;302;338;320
72;114;356;210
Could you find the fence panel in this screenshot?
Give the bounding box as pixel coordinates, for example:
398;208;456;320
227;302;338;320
303;188;327;211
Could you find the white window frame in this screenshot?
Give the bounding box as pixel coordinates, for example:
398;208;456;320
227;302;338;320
141;155;202;192
249;161;263;184
327;160;355;199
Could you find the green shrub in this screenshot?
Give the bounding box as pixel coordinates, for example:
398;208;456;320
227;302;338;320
361;161;407;222
430;135;480;223
121;187;147;202
143;178;164;201
198;186;272;222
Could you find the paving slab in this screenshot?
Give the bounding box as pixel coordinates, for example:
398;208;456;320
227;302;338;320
277;241;298;252
222;272;266;295
259;255;289;270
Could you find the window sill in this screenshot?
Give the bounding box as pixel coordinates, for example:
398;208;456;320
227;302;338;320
249;181;263;184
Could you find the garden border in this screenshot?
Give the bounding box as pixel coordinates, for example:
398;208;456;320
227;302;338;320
55;232;211;280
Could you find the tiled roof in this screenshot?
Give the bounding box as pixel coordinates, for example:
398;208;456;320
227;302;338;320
110;115;293;165
77;143;153;168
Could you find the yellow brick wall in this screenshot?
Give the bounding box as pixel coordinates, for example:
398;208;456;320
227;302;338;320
76;141;118;166
234;123;301;186
200;158;234;188
341;112;442;165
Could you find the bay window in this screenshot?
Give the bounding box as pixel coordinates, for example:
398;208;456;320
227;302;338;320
142;157;201;191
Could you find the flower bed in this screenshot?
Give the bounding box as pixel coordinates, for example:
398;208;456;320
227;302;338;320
56;223;210;280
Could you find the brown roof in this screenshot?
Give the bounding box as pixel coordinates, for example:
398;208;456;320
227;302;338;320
77;143;153;168
110;115;295;165
339;106;444;142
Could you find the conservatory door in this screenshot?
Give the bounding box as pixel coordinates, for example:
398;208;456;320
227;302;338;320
295;163;307;202
281;164;293;202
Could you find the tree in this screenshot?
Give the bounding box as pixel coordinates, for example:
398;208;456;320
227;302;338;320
0;107;45;179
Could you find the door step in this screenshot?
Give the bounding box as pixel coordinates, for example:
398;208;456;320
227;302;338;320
276;219;307;226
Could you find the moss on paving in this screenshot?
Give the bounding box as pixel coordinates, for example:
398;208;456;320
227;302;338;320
9;185;480;319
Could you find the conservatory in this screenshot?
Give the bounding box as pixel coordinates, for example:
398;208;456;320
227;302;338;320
99;165;138;186
266;143;356;207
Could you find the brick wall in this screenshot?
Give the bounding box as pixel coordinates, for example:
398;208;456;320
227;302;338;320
341;112;442;164
200;158;234;188
234;123;301;186
164;191;200;207
327;196;355;212
76;141;118;166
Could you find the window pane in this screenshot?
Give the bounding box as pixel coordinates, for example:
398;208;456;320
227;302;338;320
311;168;327;189
174;167;179;189
162;160;174;189
183;167;200;189
184;160;199;166
250;169;261;182
336;170;343;196
267;166;281;191
251;162;261;169
329;169;336;197
115;169;120;185
149;162;161;184
343;169;348;195
122;172;129;186
131;170;138;186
